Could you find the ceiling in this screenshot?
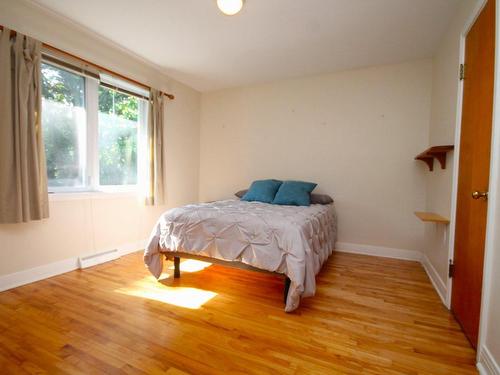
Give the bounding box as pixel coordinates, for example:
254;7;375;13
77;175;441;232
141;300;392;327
32;0;460;92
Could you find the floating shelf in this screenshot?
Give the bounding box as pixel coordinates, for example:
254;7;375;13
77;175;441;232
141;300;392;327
415;145;454;171
414;211;450;224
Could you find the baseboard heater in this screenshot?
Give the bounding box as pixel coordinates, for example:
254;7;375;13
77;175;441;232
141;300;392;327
78;248;120;269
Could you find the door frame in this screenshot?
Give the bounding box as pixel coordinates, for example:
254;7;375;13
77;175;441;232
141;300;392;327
477;0;500;363
446;0;500;363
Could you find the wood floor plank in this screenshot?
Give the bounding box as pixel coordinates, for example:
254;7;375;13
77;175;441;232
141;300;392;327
0;251;477;374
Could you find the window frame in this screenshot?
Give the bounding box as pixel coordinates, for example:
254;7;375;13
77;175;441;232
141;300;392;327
95;84;147;192
41;58;146;194
41;61;88;193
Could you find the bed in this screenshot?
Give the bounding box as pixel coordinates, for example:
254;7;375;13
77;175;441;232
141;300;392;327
144;199;337;312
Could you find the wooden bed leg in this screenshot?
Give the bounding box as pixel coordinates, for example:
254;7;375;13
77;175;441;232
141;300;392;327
284;277;291;304
174;257;180;278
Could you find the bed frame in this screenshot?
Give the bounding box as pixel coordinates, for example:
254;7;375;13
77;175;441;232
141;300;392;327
164;252;291;304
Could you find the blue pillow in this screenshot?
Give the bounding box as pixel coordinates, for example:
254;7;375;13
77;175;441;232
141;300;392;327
272;180;317;206
241;179;283;203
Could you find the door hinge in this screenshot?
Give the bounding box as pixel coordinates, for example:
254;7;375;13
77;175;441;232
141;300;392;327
459;64;465;81
449;260;455;278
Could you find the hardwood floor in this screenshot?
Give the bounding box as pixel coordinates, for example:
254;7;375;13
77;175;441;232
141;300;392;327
0;252;477;374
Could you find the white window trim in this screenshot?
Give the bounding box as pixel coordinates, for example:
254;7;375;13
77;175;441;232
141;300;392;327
96;185;138;193
48;191;137;202
86;77;99;191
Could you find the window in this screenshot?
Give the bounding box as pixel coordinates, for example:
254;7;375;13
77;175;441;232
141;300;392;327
98;86;139;186
41;61;149;193
41;63;86;188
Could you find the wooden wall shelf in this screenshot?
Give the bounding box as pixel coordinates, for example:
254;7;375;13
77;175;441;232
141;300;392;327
415;145;454;171
414;211;450;224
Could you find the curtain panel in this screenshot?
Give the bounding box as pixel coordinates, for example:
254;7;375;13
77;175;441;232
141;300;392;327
142;88;165;206
0;28;49;223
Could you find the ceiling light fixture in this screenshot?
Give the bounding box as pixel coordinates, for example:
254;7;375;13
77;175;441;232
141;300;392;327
217;0;244;16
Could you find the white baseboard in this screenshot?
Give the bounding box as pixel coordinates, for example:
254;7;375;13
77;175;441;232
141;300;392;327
0;257;80;293
335;242;422;261
0;239;146;292
336;242;452;307
421;253;447;305
478;346;500;375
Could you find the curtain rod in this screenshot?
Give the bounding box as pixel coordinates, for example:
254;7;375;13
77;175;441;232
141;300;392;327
0;25;175;100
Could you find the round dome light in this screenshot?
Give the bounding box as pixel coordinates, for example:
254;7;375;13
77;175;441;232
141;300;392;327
217;0;244;16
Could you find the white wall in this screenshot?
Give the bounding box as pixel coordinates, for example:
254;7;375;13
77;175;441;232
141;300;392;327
480;158;500;372
0;0;201;277
482;226;500;371
483;253;500;371
199;60;432;253
423;0;479;292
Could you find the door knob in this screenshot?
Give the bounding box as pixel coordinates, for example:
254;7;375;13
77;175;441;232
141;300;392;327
472;191;488;200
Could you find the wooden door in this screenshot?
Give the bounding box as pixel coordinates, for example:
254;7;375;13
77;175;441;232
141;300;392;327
452;0;495;349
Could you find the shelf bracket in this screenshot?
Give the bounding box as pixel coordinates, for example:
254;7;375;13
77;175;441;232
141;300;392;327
416;156;434;171
431;152;447;169
414;145;454;172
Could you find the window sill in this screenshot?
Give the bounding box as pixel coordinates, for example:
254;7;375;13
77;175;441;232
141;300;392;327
48;190;137;202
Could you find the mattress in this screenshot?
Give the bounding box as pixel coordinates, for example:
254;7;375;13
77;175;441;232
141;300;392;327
144;199;337;311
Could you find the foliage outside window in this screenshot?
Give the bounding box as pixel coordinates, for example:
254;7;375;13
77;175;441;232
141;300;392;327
41;62;147;192
41;63;86;188
98;86;138;186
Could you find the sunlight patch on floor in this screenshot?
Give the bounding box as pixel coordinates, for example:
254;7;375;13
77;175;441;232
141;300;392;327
168;259;212;273
115;277;217;309
158;273;171;281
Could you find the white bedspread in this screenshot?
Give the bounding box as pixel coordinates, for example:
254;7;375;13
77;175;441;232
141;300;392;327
144;199;337;311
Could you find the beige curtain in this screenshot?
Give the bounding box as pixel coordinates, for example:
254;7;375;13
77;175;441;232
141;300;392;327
0;28;49;223
144;88;165;206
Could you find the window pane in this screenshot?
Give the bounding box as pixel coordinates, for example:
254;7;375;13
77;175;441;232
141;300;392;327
41;63;86;188
98;86;139;186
